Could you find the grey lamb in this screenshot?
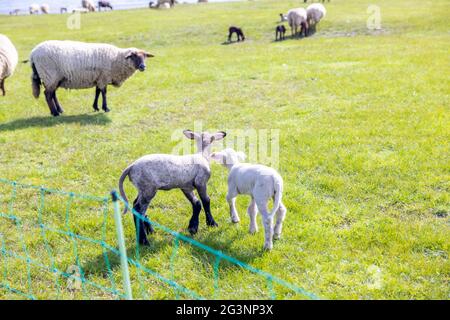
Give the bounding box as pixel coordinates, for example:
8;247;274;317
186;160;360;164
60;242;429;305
118;130;226;245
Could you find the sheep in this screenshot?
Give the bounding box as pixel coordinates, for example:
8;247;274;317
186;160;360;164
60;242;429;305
279;13;287;22
29;4;40;14
228;26;245;42
98;1;113;11
41;4;50;14
287;8;308;38
29;40;154;116
9;9;21;16
306;3;326;35
0;34;18;97
275;25;286;41
82;0;96;12
118;130;227;245
211;148;286;250
60;7;68;14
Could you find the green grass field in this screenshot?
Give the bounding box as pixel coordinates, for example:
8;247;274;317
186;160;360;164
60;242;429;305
0;0;449;299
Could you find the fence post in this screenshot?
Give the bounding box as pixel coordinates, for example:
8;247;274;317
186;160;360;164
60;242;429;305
111;190;133;300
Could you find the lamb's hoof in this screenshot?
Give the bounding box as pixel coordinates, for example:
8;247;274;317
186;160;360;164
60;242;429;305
231;217;240;224
93;106;99;112
207;220;218;227
51;112;60;117
139;238;150;246
273;234;281;240
263;245;273;251
249;228;258;234
103;107;110;113
57;109;64;114
188;227;198;235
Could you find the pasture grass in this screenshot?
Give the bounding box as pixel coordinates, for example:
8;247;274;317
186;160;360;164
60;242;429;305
0;0;448;299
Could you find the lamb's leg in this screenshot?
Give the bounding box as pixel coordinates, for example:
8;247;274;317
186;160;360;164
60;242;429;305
182;189;202;235
228;31;232;42
256;200;274;250
93;87;100;111
44;89;59;117
0;79;5;96
101;87;110;112
196;184;218;228
226;189;240;223
52;91;64;114
274;202;286;240
132;190;156;245
247;198;258;234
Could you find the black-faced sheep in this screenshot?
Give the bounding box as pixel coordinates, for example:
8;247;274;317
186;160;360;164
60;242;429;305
29;40;154;116
228;26;245;42
0;34;18;96
118;130;226;245
98;1;113;11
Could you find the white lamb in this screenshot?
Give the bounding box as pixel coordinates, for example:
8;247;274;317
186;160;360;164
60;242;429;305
29;4;40;14
287;8;308;38
306;3;326;34
30;40;154;116
0;34;18;96
82;0;96;12
211;148;286;250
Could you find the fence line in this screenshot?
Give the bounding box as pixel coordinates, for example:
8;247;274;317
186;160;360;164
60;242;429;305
0;178;319;300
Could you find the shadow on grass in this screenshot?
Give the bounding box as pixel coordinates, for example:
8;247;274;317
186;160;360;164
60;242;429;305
0;113;111;132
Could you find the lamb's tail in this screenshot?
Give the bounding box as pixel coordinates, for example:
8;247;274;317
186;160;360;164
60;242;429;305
269;175;283;219
118;165;132;214
31;62;41;99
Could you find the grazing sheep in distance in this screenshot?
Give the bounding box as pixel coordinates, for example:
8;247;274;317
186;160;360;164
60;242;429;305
98;1;113;11
82;0;96;12
29;4;40;14
275;25;286;41
9;9;21;15
306;3;326;34
118;130;226;245
211;148;286;250
60;7;68;14
287;8;308;38
29;40;154;116
228;26;245;42
0;34;18;96
41;4;50;14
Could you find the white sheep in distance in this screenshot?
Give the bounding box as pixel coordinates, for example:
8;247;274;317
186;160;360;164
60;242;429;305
118;130;226;245
82;0;96;12
29;40;154;116
306;3;326;34
29;4;40;14
0;34;18;96
41;4;50;14
287;8;308;38
211;148;286;250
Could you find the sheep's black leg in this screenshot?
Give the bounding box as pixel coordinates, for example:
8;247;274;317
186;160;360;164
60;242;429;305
182;189;202;235
52;91;64;114
228;32;232;43
93;87;100;111
101;87;110;112
195;185;218;228
44;89;59;116
132;195;154;246
0;79;5;96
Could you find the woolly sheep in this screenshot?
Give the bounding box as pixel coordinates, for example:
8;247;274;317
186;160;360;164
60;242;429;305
41;4;50;14
287;8;308;38
29;4;40;14
0;34;18;96
30;40;154;116
118;130;226;245
211;148;286;250
82;0;96;12
306;3;326;34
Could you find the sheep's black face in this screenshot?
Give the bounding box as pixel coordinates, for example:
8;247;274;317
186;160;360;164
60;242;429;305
126;50;154;72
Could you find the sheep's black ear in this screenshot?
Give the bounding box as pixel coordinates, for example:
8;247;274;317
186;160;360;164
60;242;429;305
144;52;154;58
125;51;135;59
183;130;196;140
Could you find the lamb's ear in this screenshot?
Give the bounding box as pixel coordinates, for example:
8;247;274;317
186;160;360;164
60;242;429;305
211;131;226;142
236;151;246;162
183;130;199;140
